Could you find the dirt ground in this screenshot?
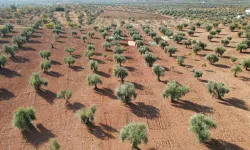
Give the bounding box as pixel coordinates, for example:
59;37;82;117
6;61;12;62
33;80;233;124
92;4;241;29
0;10;250;150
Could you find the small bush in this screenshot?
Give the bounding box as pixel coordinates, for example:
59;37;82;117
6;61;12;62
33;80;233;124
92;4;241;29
12;36;26;48
84;50;94;59
40;59;51;72
12;107;36;131
88;31;94;38
39;50;51;60
64;47;75;55
206;81;229;100
214;47;226;57
102;42;111;50
3;44;16;57
230;57;237;63
176;56;184;66
192;45;201;55
143;52;157;67
115;82;136;104
205;54;218;64
0;55;7;69
231;64;242;77
64;56;75;67
77;105;96;125
221;39;229;47
138;45;149;55
114;46;124;54
162;81;189;103
49;139;60;150
193;70;203;79
81;35;87;42
29;72;48;91
241;59;250;70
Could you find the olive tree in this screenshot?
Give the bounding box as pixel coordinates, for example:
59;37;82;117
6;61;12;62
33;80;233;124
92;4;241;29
84;50;94;59
49;139;60;150
115;82;136;104
77;104;96;125
214;47;226;57
88;60;98;72
88;31;94;38
176;56;184;66
206;81;229;100
193;70;203;79
241;59;250;70
81;34;87;42
40;59;51;72
0;55;7;69
39;50;51;60
152;64;165;81
120;122;148;149
205;54;218;64
114;46;124;54
236;43;247;53
143;52;157;67
221;39;229;47
87;74;102;89
189;114;216;143
102;42;111;51
164;46;176;57
138;45;149;55
192;45;202;55
64;56;75;67
114;54;126;66
12;36;26;48
231;64;242;77
162;81;189;103
113;66;128;83
3;44;17;57
57;89;72;104
29;72;48;91
12;107;36;131
64;47;75;55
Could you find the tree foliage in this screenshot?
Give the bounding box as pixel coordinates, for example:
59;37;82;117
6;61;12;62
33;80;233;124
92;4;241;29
29;72;48;91
77;105;96;125
206;81;229;100
115;82;136;104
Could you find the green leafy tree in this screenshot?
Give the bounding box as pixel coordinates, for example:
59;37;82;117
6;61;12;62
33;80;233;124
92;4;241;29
64;47;75;55
102;42;111;51
192;45;202;55
214;47;226;57
238;31;243;37
114;54;126;66
205;25;212;32
39;50;51;60
12;107;36;131
113;66;128;83
205;54;219;64
207;35;213;42
0;55;7;69
162;81;189;103
189;114;216;143
187;30;194;36
177;24;183;31
231;64;242;77
176;56;184;66
120;122;148;149
81;35;87;42
159;41;168;49
84;50;94;59
115;82;136;104
88;31;94;38
152;64;165;81
173;34;183;44
57;89;72;104
12;36;26;48
49;139;60;150
184;40;192;48
77;105;96;125
216;28;222;35
241;59;250;70
221;39;229;47
88;60;98;72
206;81;229;100
193;70;203;79
164;46;176;57
29;72;48;91
236;43;247;53
209;30;216;36
0;26;9;36
40;59;51;72
153;36;161;44
87;74;102;89
230;57;237;63
5;24;14;32
64;56;75;67
3;44;17;57
135;40;144;48
143;52;157;67
114;46;124;54
138;45;149;55
229;24;236;32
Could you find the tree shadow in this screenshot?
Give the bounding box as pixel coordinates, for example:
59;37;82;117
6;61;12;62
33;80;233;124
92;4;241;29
172;100;214;114
120;43;128;46
67;102;84;112
126;66;136;72
94;53;103;56
199;79;208;83
0;88;15;100
96;70;110;78
205;139;244;150
0;40;8;44
213;64;230;69
37;89;57;104
203;48;213;51
73;54;82;59
219;97;249;111
226;45;236;49
132;82;144;90
128;102;160;119
22;123;55;147
87;124;115;140
20;46;35;51
95;88;117;99
70;66;84;72
91;58;105;64
31;35;41;38
51;60;62;65
59;35;67;38
0;68;21;78
99;123;118;133
28;40;41;44
125;56;133;60
92;37;100;39
239;76;250;82
183;64;193;69
10;56;29;63
56;41;65;43
45;71;63;78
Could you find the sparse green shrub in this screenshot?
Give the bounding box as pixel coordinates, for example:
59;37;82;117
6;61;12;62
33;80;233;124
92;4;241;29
205;54;219;64
192;45;202;54
0;55;7;69
39;50;51;59
176;56;184;65
115;82;136;104
207;35;213;42
77;104;96;125
241;59;250;70
221;39;229;47
205;25;212;32
189;114;216;143
40;59;51;72
159;41;168;49
88;60;98;72
193;70;203;79
12;36;26;48
102;42;111;50
49;139;60;150
57;89;72;103
64;56;75;67
206;81;229;100
81;35;87;42
143;52;157;67
153;36;161;44
231;64;242;77
152;64;165;81
138;45;149;55
88;31;94;38
162;81;189;103
209;30;216;36
177;24;183;31
216;28;222;35
120;122;148;149
230;57;237;62
3;44;16;57
12;107;36;131
87;74;102;89
84;50;94;59
229;24;236;32
173;34;183;44
135;40;144;48
29;72;48;91
71;31;77;36
184;40;192;48
114;46;124;54
238;31;243;37
64;47;75;55
236;43;247;53
187;30;195;36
